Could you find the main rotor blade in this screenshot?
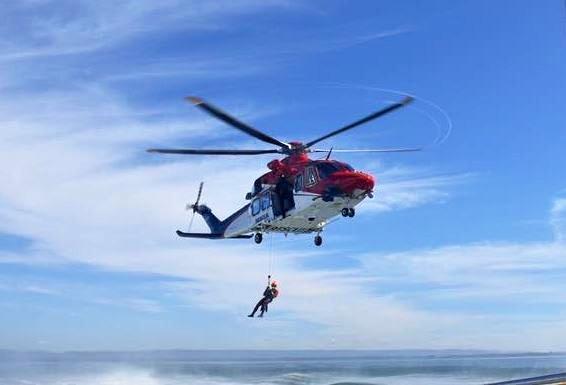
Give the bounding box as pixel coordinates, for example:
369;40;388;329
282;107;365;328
304;96;414;149
186;96;289;149
147;148;280;155
312;147;422;153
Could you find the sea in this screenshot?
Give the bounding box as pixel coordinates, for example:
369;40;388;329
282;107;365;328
0;350;565;385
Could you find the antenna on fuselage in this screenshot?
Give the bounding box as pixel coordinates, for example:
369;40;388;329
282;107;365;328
325;147;333;160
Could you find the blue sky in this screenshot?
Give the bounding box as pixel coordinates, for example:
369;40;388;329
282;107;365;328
0;0;565;351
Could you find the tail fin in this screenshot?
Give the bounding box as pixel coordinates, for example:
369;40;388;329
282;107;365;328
180;203;251;239
193;204;223;234
180;182;251;240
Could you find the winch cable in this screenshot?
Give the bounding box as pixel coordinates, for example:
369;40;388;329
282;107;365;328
267;232;274;277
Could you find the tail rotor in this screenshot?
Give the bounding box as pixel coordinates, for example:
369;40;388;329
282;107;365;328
186;182;204;232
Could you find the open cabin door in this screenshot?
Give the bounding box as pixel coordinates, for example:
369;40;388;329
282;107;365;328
251;183;296;225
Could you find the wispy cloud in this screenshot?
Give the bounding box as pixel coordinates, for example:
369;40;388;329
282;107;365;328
551;196;566;242
0;0;294;61
245;25;414;58
102;58;266;83
93;297;163;313
5;0;562;351
349;203;566;350
0;282;59;296
2;81;565;349
363;165;472;213
0;78;467;347
315;26;415;52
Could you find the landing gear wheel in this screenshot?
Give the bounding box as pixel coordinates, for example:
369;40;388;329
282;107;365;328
254;232;263;244
348;208;355;217
314;235;323;246
341;208;349;217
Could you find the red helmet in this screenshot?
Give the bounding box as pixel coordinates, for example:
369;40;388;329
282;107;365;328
271;280;278;287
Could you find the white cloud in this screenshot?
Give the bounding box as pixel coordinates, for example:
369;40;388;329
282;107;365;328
4;0;565;351
0;281;59;296
349;212;566;350
364;165;471;212
0;0;294;61
0;79;470;349
101;58;267;83
551;197;566;242
265;25;414;57
93;297;163;313
361;241;566;300
1;83;564;349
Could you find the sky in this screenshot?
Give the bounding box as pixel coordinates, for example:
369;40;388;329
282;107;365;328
0;0;565;351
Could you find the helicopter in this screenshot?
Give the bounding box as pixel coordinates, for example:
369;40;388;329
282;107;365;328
148;95;418;246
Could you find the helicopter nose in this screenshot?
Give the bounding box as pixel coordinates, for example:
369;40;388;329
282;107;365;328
335;171;375;194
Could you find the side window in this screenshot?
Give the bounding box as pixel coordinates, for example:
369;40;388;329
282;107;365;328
261;193;271;210
305;166;318;187
251;198;261;216
253;178;262;195
294;173;303;192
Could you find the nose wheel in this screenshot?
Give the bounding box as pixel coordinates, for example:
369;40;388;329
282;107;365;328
314;235;323;246
254;232;263;244
341;207;355;217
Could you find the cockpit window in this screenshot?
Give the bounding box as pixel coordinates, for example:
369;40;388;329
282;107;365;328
317;163;338;179
316;162;354;179
341;163;354;172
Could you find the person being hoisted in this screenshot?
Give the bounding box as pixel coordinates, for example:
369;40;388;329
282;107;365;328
248;275;279;318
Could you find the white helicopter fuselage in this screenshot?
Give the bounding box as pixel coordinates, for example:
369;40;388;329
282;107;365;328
223;189;368;238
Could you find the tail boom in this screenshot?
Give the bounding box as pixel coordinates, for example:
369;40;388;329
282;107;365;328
178;203;252;240
175;230;252;239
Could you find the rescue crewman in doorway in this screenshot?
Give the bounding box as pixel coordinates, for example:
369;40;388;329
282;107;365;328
275;174;293;218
